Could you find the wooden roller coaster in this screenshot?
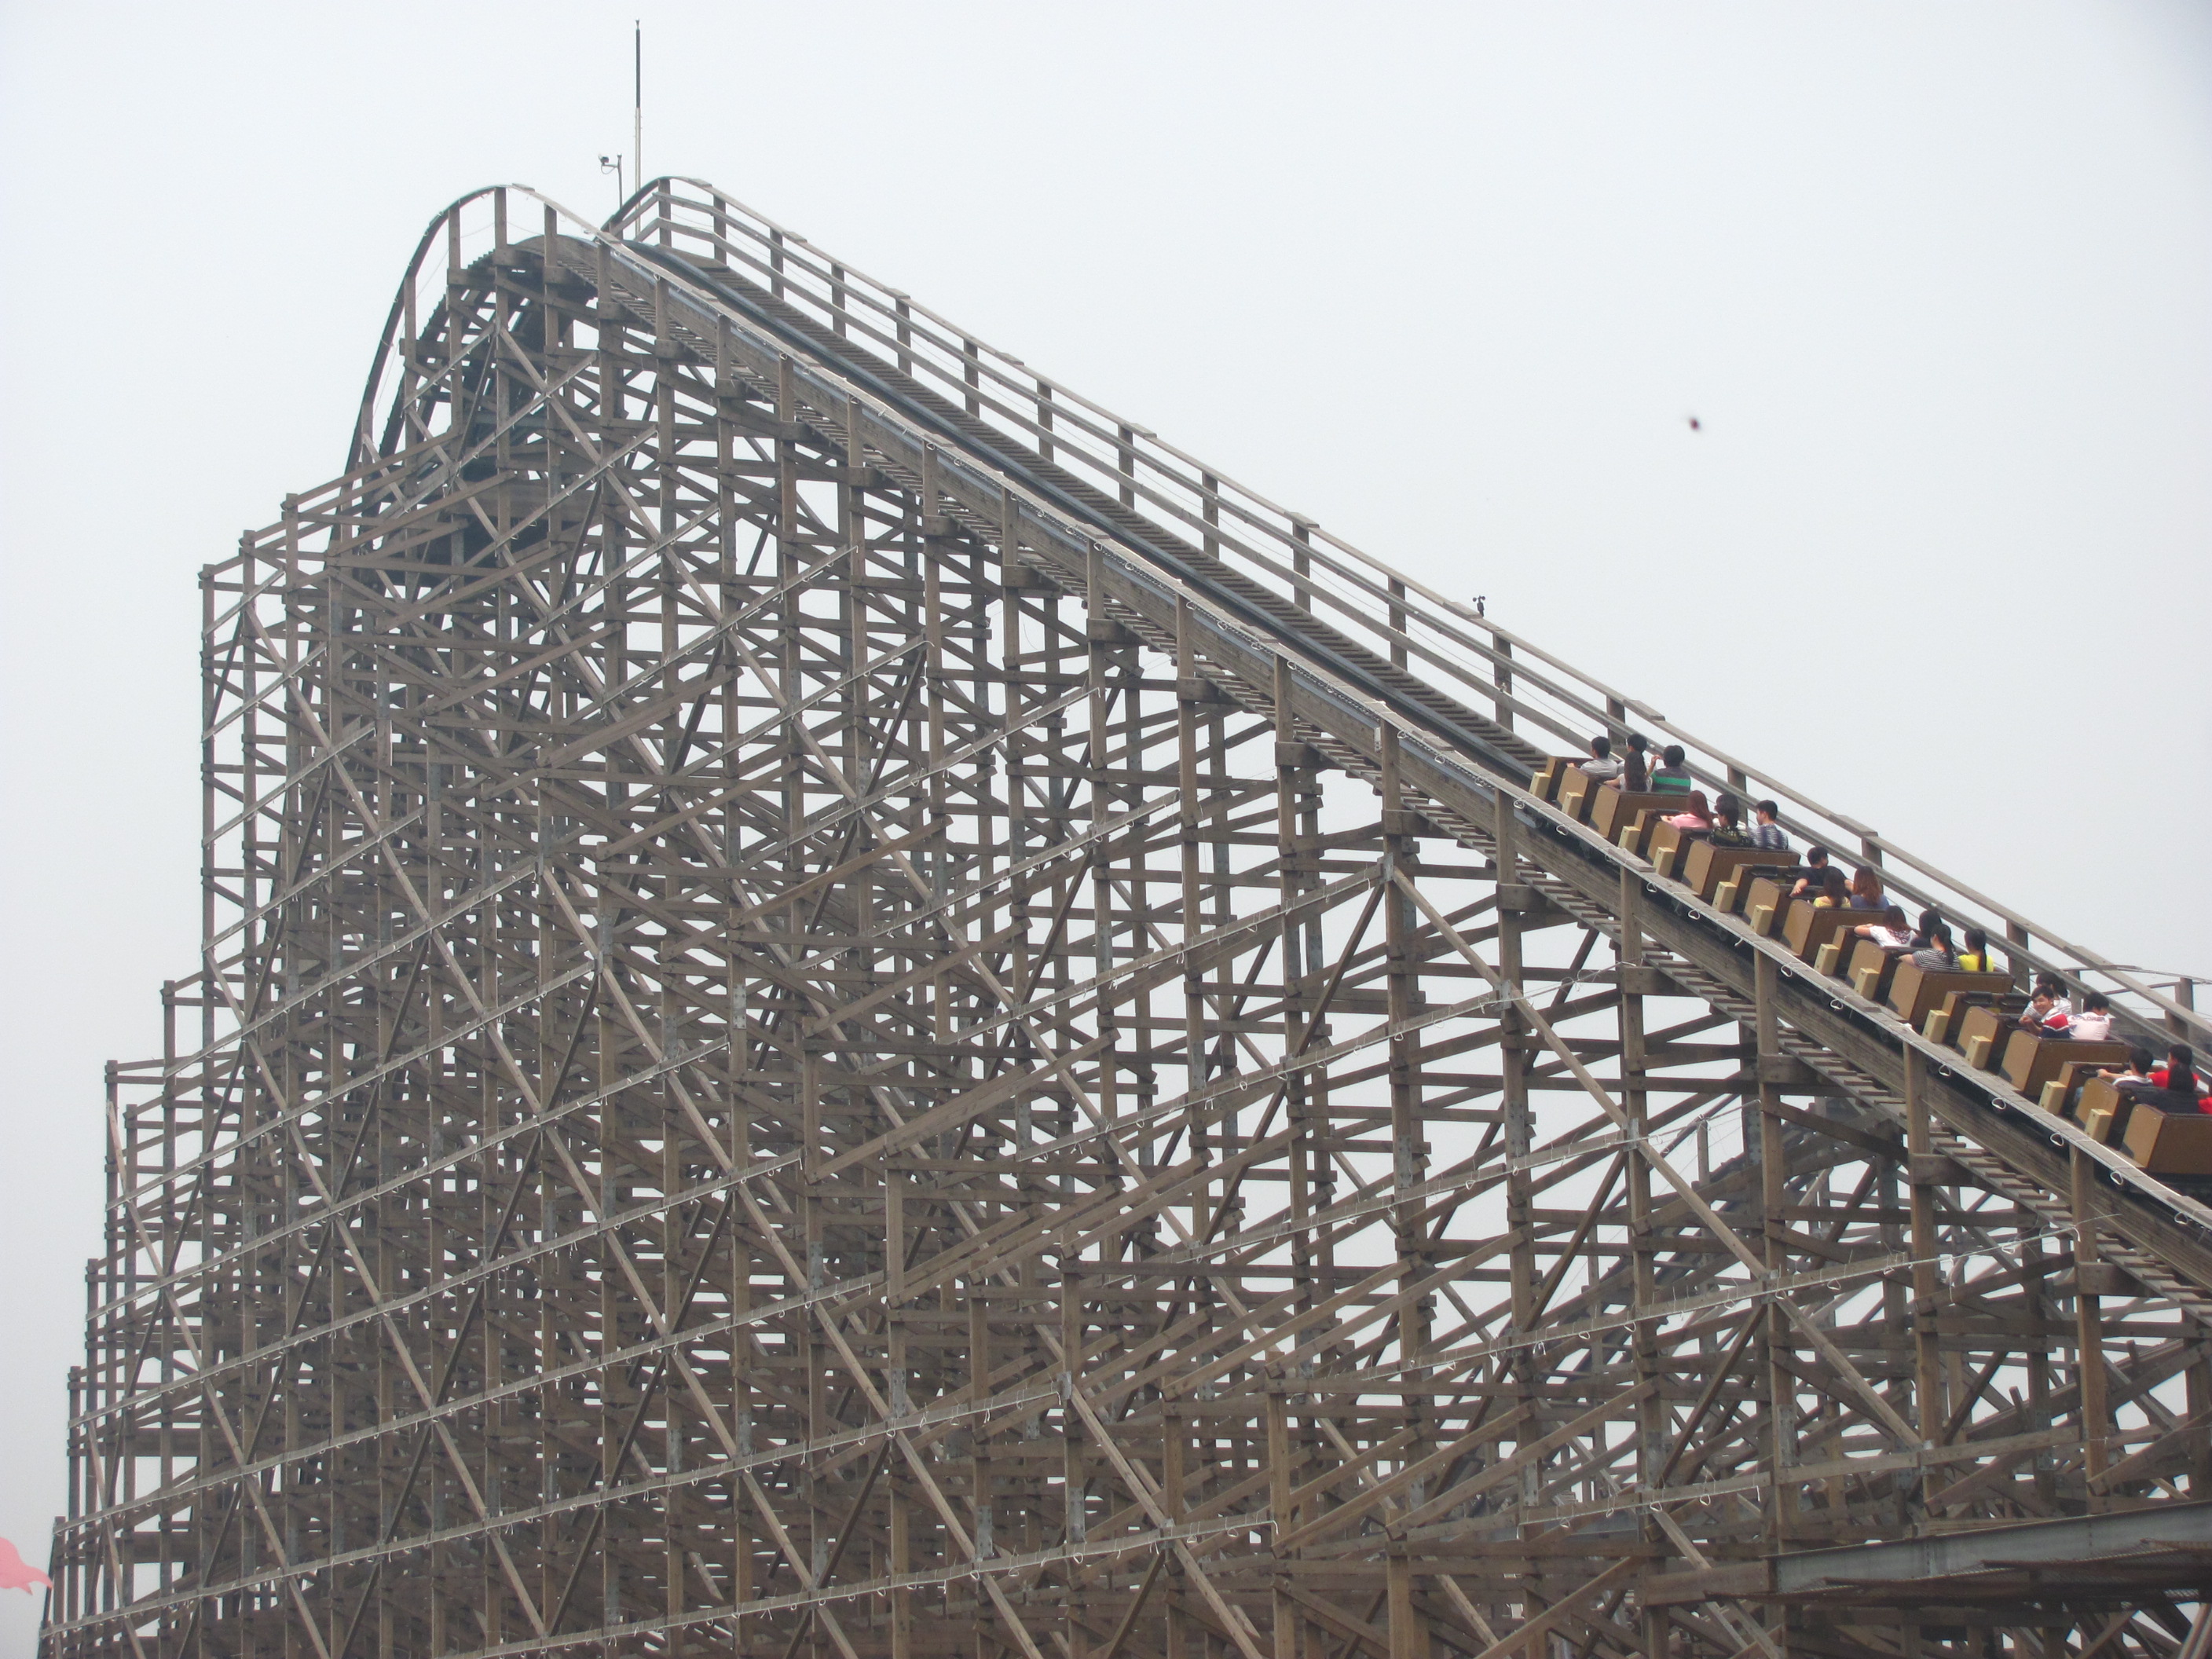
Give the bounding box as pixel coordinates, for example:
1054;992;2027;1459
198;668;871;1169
43;180;2212;1659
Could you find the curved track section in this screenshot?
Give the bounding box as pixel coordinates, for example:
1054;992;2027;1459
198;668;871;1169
43;181;2210;1659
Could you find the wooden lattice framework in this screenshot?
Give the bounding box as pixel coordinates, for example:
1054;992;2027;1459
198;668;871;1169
46;181;2212;1659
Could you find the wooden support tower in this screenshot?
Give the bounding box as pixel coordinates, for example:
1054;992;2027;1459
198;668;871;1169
44;181;2212;1659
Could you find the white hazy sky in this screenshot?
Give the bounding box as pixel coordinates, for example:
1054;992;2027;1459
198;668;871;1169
0;2;2206;1646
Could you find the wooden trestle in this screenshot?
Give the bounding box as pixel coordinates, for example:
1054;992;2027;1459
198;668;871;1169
46;181;2212;1659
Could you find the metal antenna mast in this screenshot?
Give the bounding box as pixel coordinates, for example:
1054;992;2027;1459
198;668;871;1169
633;20;643;195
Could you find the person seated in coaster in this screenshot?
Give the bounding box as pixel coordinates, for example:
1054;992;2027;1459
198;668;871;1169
1579;734;1623;782
1751;800;1790;853
1650;745;1694;793
2016;983;2073;1038
1956;926;1998;975
1810;866;1851;908
1787;843;1835;900
1848;865;1887;910
1708;793;1753;847
2070;992;2115;1043
1851;904;1916;954
1663;790;1713;834
2103;1044;2160;1093
1614;732;1651;792
2152;1044;2208;1101
2104;1046;2203;1122
2151;1046;2207;1115
1909;917;1958;972
2031;975;2073;1022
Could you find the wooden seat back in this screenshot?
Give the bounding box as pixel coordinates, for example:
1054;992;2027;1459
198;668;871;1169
1646;819;1704;878
2075;1077;2192;1145
1743;875;1794;935
2001;1035;2131;1098
1608;807;1664;857
2078;1076;2123;1143
1847;939;1904;1002
1956;1003;2020;1068
1556;766;1602;824
1932;988;2024;1031
1782;901;1870;964
1590;787;1684;841
2123;1104;2212;1176
1530;757;1570;805
1888;965;2014;1031
2036;1059;2119;1119
1684;842;1793;903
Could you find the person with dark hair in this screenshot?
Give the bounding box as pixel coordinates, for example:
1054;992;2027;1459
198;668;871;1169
2101;1047;2171;1137
1617;732;1650;793
1708;793;1752;847
1852;904;1915;954
2018;986;2072;1038
1811;866;1851;908
1957;926;1997;975
1848;866;1886;910
1580;734;1622;782
1751;800;1790;853
2071;992;2115;1043
2019;976;2073;1031
1788;844;1833;901
1650;745;1694;793
1663;790;1713;834
2152;1045;2207;1101
1910;924;1957;972
2105;1044;2159;1088
1908;910;1957;971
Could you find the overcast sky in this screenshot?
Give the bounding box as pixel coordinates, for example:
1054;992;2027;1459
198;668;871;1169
0;1;2206;1646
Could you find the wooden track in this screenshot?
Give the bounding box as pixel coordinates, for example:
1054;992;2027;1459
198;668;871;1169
43;181;2212;1659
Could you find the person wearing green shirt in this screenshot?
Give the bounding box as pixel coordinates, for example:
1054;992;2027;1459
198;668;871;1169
1650;743;1694;793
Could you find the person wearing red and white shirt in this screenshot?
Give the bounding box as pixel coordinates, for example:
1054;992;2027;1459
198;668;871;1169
2017;987;2072;1038
2070;993;2115;1043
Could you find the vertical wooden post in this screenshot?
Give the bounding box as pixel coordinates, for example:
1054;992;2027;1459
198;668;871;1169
1386;1553;1422;1659
1903;1051;1947;1460
1753;953;1799;1592
2071;1149;2112;1509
